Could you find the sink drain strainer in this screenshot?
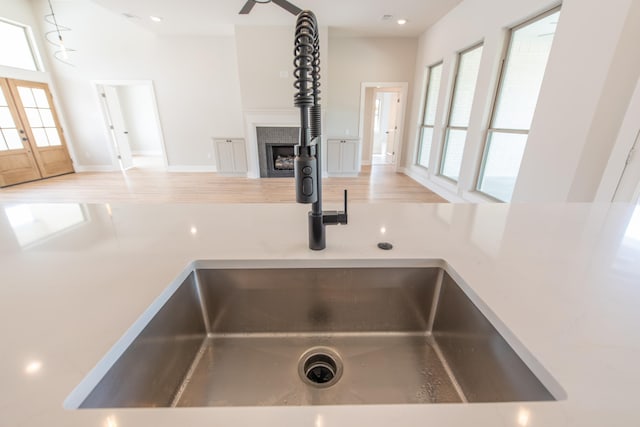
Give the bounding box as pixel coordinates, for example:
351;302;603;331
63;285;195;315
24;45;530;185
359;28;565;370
298;347;343;388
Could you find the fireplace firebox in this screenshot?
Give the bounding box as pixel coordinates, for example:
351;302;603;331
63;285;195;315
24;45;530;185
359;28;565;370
257;127;299;178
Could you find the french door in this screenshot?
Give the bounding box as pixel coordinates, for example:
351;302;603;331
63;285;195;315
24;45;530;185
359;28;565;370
0;78;74;187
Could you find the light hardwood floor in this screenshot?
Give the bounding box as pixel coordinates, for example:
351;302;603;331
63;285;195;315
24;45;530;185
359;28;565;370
0;165;446;204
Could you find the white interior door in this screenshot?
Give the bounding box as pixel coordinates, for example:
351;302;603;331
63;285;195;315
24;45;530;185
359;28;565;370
385;91;400;162
371;91;401;164
101;85;133;170
372;93;387;156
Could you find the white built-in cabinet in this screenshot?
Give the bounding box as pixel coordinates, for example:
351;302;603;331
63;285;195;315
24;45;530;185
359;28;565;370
327;139;359;176
214;138;247;175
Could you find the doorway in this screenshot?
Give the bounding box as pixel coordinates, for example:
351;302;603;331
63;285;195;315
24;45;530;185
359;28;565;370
372;90;400;164
95;81;166;171
0;78;74;187
359;83;407;171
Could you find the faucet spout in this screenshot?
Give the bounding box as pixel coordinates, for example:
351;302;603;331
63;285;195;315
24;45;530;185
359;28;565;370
293;10;347;250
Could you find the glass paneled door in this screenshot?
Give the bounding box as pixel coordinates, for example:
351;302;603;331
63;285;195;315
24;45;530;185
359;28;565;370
7;79;74;181
0;78;41;187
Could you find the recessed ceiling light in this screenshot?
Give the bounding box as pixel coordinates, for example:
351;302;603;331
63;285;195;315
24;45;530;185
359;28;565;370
397;19;407;25
150;16;163;22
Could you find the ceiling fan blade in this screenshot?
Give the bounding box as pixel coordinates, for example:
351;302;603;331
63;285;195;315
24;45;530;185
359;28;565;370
239;0;257;14
272;0;302;15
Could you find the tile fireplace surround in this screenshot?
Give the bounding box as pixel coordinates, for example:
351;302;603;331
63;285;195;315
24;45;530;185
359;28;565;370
257;126;299;178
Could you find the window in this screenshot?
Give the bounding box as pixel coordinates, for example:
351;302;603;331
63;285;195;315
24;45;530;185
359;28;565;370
416;62;443;168
0;19;40;71
477;8;561;201
440;44;483;181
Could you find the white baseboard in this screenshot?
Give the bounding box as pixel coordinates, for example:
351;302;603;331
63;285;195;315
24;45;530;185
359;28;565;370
74;165;117;172
403;167;466;203
167;165;218;172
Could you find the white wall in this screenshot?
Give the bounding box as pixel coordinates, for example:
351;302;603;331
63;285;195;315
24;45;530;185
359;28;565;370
235;26;294;111
115;85;162;155
27;0;244;169
326;36;417;146
404;0;640;203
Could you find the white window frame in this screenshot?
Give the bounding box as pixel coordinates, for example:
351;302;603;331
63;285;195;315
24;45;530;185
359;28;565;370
0;17;44;72
416;61;443;169
476;6;561;202
439;42;484;182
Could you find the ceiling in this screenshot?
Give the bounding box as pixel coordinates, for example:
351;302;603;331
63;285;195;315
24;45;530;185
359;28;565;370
88;0;463;37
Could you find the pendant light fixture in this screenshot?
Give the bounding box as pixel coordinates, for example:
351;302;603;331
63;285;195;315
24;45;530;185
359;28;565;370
45;0;75;65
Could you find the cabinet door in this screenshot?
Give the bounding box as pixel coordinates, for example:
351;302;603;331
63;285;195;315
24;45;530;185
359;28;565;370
231;140;247;173
215;140;235;173
326;139;342;173
341;140;359;174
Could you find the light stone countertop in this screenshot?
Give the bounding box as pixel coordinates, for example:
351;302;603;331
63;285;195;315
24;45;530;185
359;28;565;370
1;202;639;427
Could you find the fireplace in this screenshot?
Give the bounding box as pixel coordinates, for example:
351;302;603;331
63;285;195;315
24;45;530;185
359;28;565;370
267;144;295;177
257;126;299;178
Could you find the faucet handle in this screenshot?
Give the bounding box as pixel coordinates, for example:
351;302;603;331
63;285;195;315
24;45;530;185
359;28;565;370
321;189;348;226
339;189;348;225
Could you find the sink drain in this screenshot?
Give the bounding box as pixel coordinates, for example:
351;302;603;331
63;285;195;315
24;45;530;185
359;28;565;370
298;347;343;388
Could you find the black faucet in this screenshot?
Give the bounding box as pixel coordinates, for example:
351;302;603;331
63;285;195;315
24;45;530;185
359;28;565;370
293;10;347;250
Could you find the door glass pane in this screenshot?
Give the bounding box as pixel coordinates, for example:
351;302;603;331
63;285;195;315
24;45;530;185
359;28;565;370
31;128;49;147
3;129;23;150
441;129;467;181
423;64;443;126
450;45;483;127
39;109;55;127
0;106;16;127
0;20;38;71
0;132;7;151
18;87;36;107
25;107;42;127
478;131;528;202
45;128;61;146
492;11;560;130
417;127;434;168
33;89;49;108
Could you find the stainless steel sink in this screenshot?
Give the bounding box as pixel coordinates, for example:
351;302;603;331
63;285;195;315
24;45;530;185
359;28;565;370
69;261;561;408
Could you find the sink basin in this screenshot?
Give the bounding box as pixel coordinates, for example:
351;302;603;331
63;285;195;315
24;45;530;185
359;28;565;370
67;260;561;408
